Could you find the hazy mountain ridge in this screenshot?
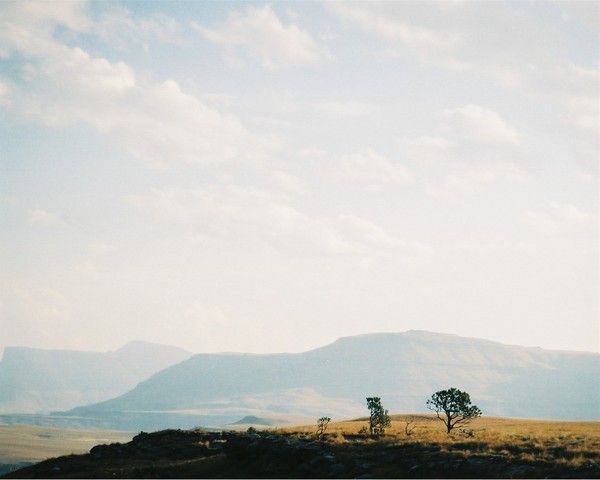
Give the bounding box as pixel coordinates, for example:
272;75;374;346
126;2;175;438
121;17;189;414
0;342;192;414
69;331;600;423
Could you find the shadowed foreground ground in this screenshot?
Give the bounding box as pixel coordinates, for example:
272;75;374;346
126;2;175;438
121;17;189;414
3;416;599;478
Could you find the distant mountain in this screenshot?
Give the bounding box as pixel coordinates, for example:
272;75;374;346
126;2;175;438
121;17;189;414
229;416;284;426
0;341;192;413
70;331;600;425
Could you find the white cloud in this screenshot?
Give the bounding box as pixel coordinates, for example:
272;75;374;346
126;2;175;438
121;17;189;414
0;1;89;57
400;135;450;150
88;242;116;256
271;171;305;194
0;2;275;166
128;184;347;254
128;184;429;259
444;104;520;145
1;0;598;355
426;169;495;198
0;1;182;56
327;0;600;138
319;100;374;117
333;149;414;187
94;6;183;50
193;5;326;69
507;63;600;137
399;135;451;164
27;208;60;227
397;126;527;198
557;65;600;135
43;46;136;97
337;214;432;256
426;163;526;198
201;93;235;107
328;2;462;68
522;203;598;235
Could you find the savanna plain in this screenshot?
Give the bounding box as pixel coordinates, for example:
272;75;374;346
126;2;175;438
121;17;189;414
3;415;599;478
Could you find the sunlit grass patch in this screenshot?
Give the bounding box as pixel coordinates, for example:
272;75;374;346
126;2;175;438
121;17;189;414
277;414;600;471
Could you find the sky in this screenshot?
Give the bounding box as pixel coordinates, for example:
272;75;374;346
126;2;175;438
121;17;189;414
0;1;598;355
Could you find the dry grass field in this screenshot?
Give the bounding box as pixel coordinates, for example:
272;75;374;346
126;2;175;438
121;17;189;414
3;415;599;478
0;424;132;463
279;414;600;472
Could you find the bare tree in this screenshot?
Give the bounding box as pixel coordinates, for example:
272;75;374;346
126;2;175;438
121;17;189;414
404;416;417;436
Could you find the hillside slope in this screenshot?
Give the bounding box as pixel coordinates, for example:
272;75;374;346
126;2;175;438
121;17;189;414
0;342;192;413
5;418;600;479
70;331;600;423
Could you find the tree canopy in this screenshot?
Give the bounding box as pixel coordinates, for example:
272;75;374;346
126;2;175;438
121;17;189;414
366;397;391;436
426;387;482;434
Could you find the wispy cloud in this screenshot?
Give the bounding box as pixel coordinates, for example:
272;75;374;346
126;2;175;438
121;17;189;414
94;6;184;51
444;104;520;145
27;208;60;227
127;184;429;259
522;203;598;235
0;0;597;354
399;136;451;165
0;2;276;166
425;163;526;199
319;100;374;117
332;149;414;188
193;5;327;69
328;2;463;69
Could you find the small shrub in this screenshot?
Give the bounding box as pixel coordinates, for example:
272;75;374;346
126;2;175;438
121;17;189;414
366;397;391;436
316;416;331;439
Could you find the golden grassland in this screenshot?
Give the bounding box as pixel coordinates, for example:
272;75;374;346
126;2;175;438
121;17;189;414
278;414;600;469
2;416;599;478
0;424;132;463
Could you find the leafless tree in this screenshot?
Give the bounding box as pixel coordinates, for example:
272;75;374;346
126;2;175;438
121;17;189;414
404;417;417;436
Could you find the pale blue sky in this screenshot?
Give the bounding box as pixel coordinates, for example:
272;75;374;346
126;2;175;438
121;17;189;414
0;1;598;354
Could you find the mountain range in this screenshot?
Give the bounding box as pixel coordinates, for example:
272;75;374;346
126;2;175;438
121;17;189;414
66;331;599;429
0;341;191;414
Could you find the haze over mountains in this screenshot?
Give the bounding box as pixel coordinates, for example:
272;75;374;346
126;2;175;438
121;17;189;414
66;331;599;430
0;341;191;414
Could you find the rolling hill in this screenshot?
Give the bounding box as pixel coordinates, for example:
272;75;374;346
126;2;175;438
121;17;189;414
0;341;192;414
68;331;599;427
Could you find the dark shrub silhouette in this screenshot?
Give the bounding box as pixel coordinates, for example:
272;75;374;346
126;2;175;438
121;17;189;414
316;416;330;439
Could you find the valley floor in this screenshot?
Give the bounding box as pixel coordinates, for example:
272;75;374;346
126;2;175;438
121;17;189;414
0;425;132;477
2;416;599;478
